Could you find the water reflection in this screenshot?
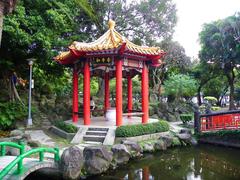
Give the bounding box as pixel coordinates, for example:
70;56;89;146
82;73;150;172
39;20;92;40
98;145;240;180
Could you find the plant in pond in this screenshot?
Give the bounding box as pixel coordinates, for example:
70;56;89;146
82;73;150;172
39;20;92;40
0;102;27;130
115;120;169;137
54;121;78;133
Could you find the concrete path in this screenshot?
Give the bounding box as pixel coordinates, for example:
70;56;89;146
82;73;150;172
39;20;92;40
25;130;56;147
169;121;184;133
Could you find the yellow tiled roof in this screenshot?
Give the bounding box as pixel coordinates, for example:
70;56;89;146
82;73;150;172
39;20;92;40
55;20;164;62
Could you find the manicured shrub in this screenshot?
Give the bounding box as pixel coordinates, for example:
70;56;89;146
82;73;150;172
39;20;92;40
115;120;169;137
197;130;240;139
179;114;193;124
54;121;78;133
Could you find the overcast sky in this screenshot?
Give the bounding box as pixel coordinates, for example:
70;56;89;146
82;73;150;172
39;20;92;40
173;0;240;59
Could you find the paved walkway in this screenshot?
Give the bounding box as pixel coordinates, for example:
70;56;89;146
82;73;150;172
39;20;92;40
25;130;56;147
169;121;184;133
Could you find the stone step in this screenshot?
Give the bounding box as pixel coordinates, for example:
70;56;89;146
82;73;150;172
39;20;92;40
86;131;107;136
83;135;105;143
88;127;108;132
83;141;103;145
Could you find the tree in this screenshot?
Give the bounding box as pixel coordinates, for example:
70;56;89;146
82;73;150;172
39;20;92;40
150;40;191;96
0;0;17;46
0;0;101;100
199;13;240;110
102;0;177;45
163;74;198;102
191;62;222;105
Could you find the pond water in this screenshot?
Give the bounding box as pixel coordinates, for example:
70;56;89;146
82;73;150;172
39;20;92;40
88;144;240;180
27;144;240;180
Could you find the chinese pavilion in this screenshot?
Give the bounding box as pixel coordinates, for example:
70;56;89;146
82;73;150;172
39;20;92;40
54;20;165;126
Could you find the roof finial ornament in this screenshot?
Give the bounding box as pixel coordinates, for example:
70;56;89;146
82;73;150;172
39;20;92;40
108;19;115;30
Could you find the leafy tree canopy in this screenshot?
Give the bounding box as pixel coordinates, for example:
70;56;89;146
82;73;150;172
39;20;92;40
163;74;198;100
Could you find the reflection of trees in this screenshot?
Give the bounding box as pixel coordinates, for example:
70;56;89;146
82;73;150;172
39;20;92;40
101;146;240;180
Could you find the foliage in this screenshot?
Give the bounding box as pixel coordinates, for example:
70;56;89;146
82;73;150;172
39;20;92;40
199;13;240;109
211;106;221;111
204;96;218;105
197;130;240;139
115;120;169;137
163;74;198;100
179;114;193;124
104;0;177;45
0;102;27;130
150;40;191;94
54;121;78;133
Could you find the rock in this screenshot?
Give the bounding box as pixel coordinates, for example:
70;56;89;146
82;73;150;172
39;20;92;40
179;129;192;135
160;135;173;148
154;139;167;150
190;137;198;146
22;134;31;141
28;140;42;148
8;145;31;156
151;114;159;119
121;140;142;158
83;146;113;175
12;136;23;142
177;133;197;145
10;130;23;137
142;142;155;152
111;144;130;165
60;146;84;180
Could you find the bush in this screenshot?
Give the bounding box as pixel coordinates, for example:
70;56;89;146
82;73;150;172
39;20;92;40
54;121;78;133
115;120;169;137
211;106;221;111
197;130;240;139
0;102;27;130
179;114;193;124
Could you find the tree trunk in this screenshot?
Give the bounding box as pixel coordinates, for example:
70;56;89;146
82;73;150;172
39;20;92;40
229;78;235;110
197;86;202;106
226;68;236;110
0;1;4;46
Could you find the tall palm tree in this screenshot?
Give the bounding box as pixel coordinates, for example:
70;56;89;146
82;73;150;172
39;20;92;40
0;0;17;46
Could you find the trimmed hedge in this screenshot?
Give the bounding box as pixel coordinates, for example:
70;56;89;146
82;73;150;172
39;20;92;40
197;130;240;139
115;120;169;137
179;114;193;124
54;121;78;133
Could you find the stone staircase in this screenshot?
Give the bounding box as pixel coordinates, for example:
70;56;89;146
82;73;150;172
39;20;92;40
83;127;109;144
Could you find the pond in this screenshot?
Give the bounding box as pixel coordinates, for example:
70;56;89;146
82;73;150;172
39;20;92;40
88;144;240;180
27;144;240;180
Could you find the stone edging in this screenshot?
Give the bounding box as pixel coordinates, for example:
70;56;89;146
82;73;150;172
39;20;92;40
49;126;75;141
115;131;170;143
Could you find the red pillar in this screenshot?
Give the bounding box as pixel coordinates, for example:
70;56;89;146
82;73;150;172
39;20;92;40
142;167;150;180
116;59;123;126
127;73;133;117
72;66;79;123
83;60;91;125
142;63;149;124
104;72;110;112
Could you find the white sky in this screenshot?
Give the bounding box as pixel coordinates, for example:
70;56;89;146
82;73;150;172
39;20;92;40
173;0;240;59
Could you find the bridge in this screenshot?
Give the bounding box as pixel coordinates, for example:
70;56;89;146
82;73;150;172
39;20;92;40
0;142;60;180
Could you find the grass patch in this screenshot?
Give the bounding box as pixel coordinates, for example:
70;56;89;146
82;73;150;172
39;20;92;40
54;121;78;133
115;120;169;137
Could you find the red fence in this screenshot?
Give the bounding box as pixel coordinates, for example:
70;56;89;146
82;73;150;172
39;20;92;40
200;110;240;132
